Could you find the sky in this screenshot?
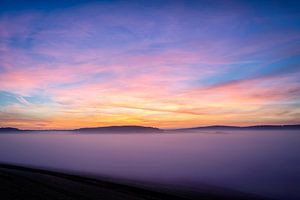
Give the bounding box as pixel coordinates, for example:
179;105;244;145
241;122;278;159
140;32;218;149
0;0;300;129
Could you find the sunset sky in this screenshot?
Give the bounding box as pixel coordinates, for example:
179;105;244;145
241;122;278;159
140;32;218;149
1;0;300;129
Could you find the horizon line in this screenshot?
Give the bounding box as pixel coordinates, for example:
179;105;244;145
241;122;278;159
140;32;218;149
1;124;300;131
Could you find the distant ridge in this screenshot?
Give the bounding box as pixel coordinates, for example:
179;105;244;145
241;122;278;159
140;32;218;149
174;124;300;131
1;125;300;133
0;127;20;132
75;125;162;133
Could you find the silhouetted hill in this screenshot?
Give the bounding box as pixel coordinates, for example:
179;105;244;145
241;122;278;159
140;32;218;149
0;127;21;132
75;126;162;133
1;125;300;133
175;124;300;131
243;125;300;130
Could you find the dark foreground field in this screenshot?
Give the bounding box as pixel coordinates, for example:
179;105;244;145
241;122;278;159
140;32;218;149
0;163;269;200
